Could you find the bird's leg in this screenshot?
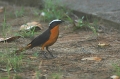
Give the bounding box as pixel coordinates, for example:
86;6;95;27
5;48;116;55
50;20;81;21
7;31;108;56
41;47;48;58
42;51;48;58
46;47;55;58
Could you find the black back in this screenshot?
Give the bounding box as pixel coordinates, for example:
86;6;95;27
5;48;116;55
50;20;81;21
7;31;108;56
29;29;50;48
28;19;64;48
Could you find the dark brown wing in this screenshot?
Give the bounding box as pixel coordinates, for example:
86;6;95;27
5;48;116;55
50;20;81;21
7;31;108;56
28;29;50;48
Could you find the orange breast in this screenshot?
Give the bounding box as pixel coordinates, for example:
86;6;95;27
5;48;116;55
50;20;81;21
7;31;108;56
41;25;59;50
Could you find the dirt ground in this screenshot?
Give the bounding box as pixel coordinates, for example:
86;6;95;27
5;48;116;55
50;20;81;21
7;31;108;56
0;1;120;79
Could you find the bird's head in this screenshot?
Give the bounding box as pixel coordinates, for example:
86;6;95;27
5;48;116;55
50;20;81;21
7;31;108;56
49;19;64;29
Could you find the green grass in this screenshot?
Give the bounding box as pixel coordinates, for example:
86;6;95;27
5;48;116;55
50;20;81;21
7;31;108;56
14;6;25;18
2;8;7;37
50;73;62;79
0;51;23;71
0;7;39;78
74;16;85;29
72;16;98;34
15;27;37;38
113;64;120;76
2;6;25;19
39;0;71;22
1;8;14;37
0;49;24;79
0;9;25;78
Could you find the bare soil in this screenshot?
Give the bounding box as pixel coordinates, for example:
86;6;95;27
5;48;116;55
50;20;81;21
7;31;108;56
0;1;120;79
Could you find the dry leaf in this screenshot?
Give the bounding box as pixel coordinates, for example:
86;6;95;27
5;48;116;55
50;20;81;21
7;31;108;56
0;6;4;13
0;36;21;42
81;57;102;61
110;75;119;79
0;67;12;72
29;56;37;59
19;21;42;31
98;43;110;47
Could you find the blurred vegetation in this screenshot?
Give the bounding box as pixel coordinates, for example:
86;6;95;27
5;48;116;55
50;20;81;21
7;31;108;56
1;0;43;7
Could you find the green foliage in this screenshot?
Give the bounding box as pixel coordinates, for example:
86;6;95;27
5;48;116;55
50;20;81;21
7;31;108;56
87;18;99;34
14;7;24;18
75;16;85;28
0;52;23;71
113;64;120;76
32;52;39;57
1;8;13;37
35;71;41;79
74;16;98;34
33;9;40;16
40;0;71;21
8;54;23;71
87;24;97;34
16;27;36;38
0;76;9;79
2;8;7;36
50;73;62;79
0;50;23;79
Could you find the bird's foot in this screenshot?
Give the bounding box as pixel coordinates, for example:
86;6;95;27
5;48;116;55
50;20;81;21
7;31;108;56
41;51;56;59
42;52;48;59
50;55;57;59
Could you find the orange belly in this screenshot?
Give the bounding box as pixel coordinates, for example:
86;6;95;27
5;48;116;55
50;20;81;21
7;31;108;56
41;25;59;50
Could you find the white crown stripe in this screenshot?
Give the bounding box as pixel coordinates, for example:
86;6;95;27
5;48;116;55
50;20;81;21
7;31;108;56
49;19;62;26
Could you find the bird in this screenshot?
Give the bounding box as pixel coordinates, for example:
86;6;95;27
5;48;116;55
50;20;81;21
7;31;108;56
15;19;64;58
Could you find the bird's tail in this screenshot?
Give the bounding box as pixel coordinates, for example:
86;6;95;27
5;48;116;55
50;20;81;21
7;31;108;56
15;44;32;54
